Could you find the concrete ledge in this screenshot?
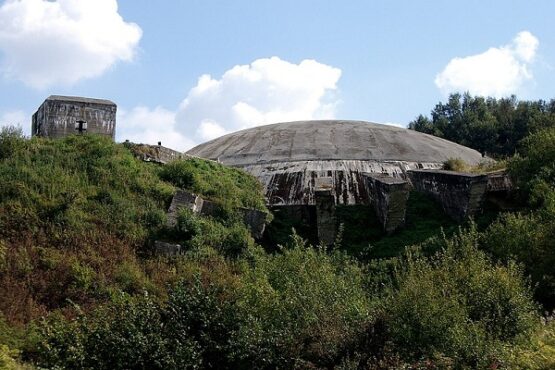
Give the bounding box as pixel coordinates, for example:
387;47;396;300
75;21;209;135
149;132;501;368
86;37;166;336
365;174;409;234
407;169;487;221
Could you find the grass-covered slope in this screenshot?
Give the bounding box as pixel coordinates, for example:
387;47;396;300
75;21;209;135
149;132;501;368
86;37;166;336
0;129;267;325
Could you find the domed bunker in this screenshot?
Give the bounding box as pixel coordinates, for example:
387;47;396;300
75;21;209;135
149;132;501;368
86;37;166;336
187;120;492;244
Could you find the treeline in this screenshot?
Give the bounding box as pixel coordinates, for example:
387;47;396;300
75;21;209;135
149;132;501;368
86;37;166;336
409;93;555;157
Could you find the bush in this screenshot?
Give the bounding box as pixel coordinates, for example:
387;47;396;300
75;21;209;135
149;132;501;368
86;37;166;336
509;127;555;207
175;209;255;257
0;126;25;160
231;238;374;368
503;317;555;370
33;294;200;370
482;211;555;309
387;226;539;367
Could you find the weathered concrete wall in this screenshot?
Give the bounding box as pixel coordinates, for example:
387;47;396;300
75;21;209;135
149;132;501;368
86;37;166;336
314;177;336;246
407;170;488;221
32;96;116;139
365;174;410;234
486;170;513;192
485;170;517;210
244;159;442;206
240;208;268;239
153;240;182;256
186;120;484;207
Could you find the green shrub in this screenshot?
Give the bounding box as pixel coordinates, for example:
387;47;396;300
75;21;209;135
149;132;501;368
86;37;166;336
0;126;25;160
509;127;555;207
482;211;555;309
443;158;471;172
0;344;28;370
503;317;555;370
175;209;255;257
232;238;374;368
33;294;200;370
387;226;539;367
165;275;238;369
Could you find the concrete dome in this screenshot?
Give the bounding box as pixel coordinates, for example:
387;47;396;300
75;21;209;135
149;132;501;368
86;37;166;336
187;120;485;206
187;120;483;166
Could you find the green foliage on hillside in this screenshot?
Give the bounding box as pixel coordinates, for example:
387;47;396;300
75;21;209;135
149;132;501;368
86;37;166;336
0;129;265;326
30;229;543;369
0;130;173;245
387;227;538;367
160;158;268;213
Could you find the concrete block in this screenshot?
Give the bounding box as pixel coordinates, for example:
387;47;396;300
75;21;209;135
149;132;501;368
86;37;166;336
365;174;409;234
166;190;204;227
153;241;182;256
240;208;268;239
32;95;116;139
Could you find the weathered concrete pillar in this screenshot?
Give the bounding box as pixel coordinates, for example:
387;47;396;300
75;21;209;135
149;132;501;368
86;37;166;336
166;190;204;227
240;208;268;240
314;177;336;246
365;174;410;234
407;169;488;221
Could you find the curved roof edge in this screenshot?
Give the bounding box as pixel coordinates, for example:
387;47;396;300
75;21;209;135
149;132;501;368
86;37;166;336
187;120;484;166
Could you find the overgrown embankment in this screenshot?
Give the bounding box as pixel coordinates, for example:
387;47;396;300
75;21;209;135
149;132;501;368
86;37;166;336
0;126;554;369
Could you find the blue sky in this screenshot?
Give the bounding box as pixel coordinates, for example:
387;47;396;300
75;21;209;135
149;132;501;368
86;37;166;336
0;0;553;150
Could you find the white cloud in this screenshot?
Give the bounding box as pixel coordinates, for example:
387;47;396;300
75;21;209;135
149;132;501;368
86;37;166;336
0;0;142;88
0;109;29;134
116;106;194;151
175;56;342;144
435;31;539;97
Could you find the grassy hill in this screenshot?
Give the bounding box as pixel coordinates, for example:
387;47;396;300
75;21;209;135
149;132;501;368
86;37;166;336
0;129;267;325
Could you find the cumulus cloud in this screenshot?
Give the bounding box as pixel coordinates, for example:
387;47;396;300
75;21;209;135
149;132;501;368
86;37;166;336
0;109;29;134
435;31;539;97
175;57;342;143
0;0;142;88
116;106;194;151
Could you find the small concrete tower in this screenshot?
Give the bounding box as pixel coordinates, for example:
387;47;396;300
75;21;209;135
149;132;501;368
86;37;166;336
32;95;116;140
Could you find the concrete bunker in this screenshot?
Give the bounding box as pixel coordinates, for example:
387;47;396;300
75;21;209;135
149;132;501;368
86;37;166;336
187;120;504;245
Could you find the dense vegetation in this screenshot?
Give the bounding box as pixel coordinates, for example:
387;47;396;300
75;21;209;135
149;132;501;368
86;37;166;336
1;105;555;369
409;93;555;157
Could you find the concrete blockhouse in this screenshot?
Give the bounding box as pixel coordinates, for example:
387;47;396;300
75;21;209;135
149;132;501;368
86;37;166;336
32;95;116;139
